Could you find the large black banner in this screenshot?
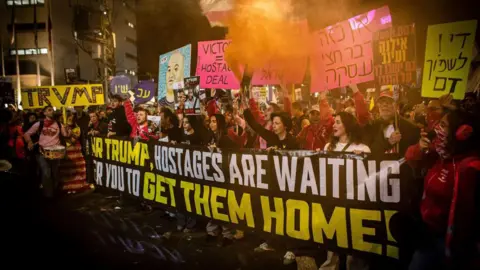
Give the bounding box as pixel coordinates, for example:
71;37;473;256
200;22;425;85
90;137;415;260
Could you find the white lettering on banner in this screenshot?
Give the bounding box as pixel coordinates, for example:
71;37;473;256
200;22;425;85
125;168;141;196
230;154;243;185
168;148;177;174
328;158;344;199
356;160;377;201
242;154;256;188
193;150;203;179
184;149;194;178
273;156;297;192
211;153;225;183
379;161;400;203
94;160;103;186
300;158;318;195
255;155;269;190
202;152;213;182
175;148;184;176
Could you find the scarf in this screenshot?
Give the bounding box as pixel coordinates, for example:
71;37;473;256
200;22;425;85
433;124;450;159
43;118;55;128
427;110;443;131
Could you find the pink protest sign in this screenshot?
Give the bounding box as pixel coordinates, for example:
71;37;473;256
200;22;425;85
251;58;307;85
196;40;243;89
310;6;392;92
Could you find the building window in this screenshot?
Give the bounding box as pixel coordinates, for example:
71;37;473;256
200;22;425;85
125;52;137;60
7;0;45;6
8;23;47;32
10;48;48;56
125;36;136;45
125;20;135;29
125;69;136;76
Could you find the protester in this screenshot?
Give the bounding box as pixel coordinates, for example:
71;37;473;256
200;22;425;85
296;92;334;150
87;111;108;137
291;101;307;136
318;111;371;270
124;100;158;141
107;95;131;139
406;109;480;270
364;90;419;156
159;107;182;143
59;112;89;194
24;105;67;199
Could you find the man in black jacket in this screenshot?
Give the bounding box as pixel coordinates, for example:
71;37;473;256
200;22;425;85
366;90;420;156
107;95;131;139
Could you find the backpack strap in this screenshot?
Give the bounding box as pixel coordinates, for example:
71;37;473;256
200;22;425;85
37;120;44;135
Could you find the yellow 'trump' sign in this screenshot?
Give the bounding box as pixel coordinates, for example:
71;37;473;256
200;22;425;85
421;20;477;100
21;84;105;109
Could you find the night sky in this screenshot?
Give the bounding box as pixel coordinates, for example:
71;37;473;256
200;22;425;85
136;0;480;79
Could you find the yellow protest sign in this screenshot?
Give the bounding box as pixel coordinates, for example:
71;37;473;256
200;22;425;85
21;84;105;109
422;20;477;100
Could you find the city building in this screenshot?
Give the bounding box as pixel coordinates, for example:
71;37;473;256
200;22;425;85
0;0;137;104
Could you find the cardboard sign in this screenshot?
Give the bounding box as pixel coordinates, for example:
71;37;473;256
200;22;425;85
110;75;131;98
21;84;105;109
310;6;392;92
252;86;267;105
373;24;417;86
421;20;477;100
158;44;192;108
251;58;307;86
196;40;243;89
134;81;156;105
183;76;201;115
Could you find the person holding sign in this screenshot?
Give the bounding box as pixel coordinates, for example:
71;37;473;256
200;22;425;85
364;89;419;156
24;106;68;199
124;100;159;141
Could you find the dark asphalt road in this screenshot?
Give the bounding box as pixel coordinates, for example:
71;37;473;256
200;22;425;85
1;170;405;270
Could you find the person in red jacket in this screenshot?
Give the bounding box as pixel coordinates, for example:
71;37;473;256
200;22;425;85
296;91;334;150
124;101;158;141
406;109;480;270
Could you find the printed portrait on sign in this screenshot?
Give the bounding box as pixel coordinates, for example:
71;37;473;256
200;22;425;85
158;44;191;108
183;76;201;115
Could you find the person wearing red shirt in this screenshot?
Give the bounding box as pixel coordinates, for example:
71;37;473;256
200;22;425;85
406;109;480;270
124;101;158;141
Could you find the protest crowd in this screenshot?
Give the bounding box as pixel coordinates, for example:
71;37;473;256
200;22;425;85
1;6;480;270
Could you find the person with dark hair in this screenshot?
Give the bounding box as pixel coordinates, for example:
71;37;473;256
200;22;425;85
23;112;38;132
208;114;238;149
318;112;371;270
87;111;108;137
244;107;298;150
291;101;307;136
124;100;158;141
107;95;131;139
364;90;419;156
160;107;182;143
59;111;89;193
182;115;207;146
296;91;334;150
406;108;480;270
74;106;90;155
24;105;67;198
